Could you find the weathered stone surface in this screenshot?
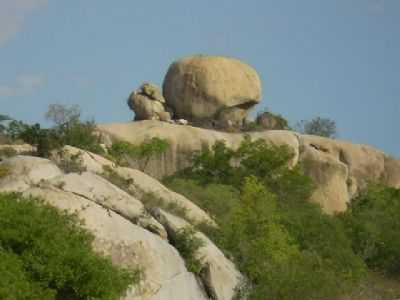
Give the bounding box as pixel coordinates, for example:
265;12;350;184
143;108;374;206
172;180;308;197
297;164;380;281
128;82;170;121
98;121;299;179
163;55;261;124
299;135;387;198
128;93;166;121
0;144;36;156
50;145;214;226
152;209;242;300
97;120;400;214
51;145;115;174
140;82;165;103
21;187;208;300
114;166;215;225
300;144;349;213
0;156;63;193
49;172;167;239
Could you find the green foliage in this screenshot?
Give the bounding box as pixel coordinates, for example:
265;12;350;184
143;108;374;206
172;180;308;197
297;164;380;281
171;227;205;275
60;121;104;155
0;193;140;300
189;140;235;184
5;105;104;157
45;103;81;126
168;137;367;299
241;121;263;132
296;116;337;138
108;137;170;171
187;136;315;202
164;177;239;221
0;114;12;136
0;248;55;300
140;192;189;221
0;114;11;122
55;150;87;174
340;184;400;275
101;165;134;193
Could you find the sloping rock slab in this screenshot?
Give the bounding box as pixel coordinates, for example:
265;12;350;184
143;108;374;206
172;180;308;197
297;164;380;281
153;208;242;300
22;187;208;300
49;172;166;239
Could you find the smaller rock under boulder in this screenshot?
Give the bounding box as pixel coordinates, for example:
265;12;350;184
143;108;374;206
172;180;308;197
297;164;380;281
256;111;289;130
128;82;172;121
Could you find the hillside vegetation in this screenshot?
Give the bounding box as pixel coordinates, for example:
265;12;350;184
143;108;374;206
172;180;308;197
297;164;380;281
165;137;400;300
1;106;400;300
0;193;139;300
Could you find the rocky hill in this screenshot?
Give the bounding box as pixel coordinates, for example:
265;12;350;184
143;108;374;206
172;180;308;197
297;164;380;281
1;55;399;299
98;120;400;214
0;147;241;300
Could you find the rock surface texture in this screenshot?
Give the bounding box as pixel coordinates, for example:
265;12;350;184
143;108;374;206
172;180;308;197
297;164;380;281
128;82;172;121
98;120;400;214
0;154;231;300
152;209;242;300
163;55;262;128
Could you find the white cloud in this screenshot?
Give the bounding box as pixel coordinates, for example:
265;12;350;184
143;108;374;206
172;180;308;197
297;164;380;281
0;74;46;97
368;0;385;15
0;0;48;47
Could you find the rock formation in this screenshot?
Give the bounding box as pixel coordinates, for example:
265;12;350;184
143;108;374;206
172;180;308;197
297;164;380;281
256;111;288;130
98;120;400;214
0;151;240;300
128;82;172;121
162;55;262;128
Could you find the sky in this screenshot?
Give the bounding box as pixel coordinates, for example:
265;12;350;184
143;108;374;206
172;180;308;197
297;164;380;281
0;0;399;157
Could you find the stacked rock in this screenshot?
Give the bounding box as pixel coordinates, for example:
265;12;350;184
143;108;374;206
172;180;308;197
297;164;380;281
127;82;172;122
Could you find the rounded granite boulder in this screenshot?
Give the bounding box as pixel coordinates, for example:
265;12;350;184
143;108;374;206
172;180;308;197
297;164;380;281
162;55;262;125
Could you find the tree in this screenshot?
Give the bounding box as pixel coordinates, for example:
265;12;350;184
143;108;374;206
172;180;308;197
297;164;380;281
340;184;400;275
108;137;170;171
0;114;12;135
296;116;337;138
45;104;81;127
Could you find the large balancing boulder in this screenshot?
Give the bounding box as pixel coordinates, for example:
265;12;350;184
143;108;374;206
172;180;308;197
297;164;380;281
163;55;262;127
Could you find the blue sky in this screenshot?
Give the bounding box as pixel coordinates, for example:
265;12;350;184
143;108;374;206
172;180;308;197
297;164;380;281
0;0;399;156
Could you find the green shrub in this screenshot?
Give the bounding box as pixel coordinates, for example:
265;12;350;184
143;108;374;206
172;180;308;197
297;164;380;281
108;137;170;171
0;193;140;300
296;116;337;138
163;177;239;221
107;141;136;165
186;136;315;202
188;140;235;184
220;177;366;300
340;184;400;275
55;150;87;174
61;121;104;155
0;248;55;300
167;138;367;299
171;227;205;275
6;105;104;158
101;165;134;192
